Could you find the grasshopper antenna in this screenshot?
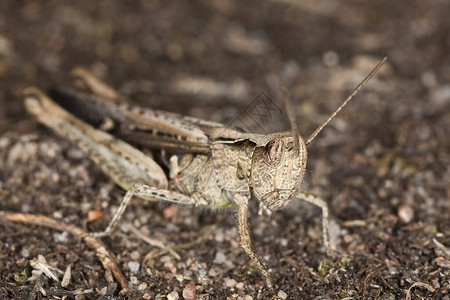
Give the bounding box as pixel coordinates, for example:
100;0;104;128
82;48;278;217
282;87;300;156
305;57;387;145
266;75;300;156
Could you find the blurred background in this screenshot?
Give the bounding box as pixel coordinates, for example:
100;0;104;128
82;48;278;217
0;1;449;299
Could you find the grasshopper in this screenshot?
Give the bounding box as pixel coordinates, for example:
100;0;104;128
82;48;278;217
23;57;386;290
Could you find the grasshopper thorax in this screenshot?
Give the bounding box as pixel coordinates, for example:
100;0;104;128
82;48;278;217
250;135;307;212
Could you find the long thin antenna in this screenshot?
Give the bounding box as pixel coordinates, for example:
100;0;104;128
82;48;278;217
282;87;300;155
305;57;387;145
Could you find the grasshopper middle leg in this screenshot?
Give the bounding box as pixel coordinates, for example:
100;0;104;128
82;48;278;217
89;184;197;237
296;191;330;250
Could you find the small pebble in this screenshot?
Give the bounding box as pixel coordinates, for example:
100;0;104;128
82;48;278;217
243;296;253;300
54;231;69;243
225;278;237;288
182;283;196;300
163;205;178;218
398;205;414;223
20;248;30;258
235;282;244;290
128;261;140;273
74;294;86;300
143;293;152;300
86;210;103;222
214;230;224;243
213;251;226;264
277;290;288;300
138;282;148;291
130;250;140;260
164;261;177;274
130;276;138;285
100;287;107;295
52;211;63;219
323;51;339;67
61;265;71;288
160;255;171;262
167;291;179;300
208;267;219;277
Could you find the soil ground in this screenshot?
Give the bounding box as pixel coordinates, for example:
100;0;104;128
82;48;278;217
0;1;449;299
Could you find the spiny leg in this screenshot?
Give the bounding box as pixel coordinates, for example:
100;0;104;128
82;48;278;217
89;183;197;238
296;191;330;251
237;203;273;291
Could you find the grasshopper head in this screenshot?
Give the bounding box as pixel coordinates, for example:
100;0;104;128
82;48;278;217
250;57;387;214
251;135;307;212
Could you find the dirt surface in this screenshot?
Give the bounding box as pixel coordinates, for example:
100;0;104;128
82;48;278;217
0;1;449;299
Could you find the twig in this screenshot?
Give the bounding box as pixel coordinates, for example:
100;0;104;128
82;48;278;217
361;264;386;298
128;223;181;260
0;211;129;292
405;282;436;300
433;238;450;258
142;225;213;267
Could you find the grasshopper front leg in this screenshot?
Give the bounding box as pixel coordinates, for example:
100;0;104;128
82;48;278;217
237;201;274;291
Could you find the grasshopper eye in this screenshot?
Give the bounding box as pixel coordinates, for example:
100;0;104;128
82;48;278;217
263;139;284;167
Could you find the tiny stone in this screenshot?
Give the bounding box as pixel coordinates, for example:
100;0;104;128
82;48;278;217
52;211;63;219
143;293;152;300
163;205;178;218
80;203;91;212
0;137;10;148
307;226;320;241
243;296;253;300
277;290;288;300
54;231;69;243
128;261;140;273
323;51;339;67
120;222;130;233
225;278;237;288
398;205;414;223
160;255;171;262
235;282;244;290
130;250;140;260
130;275;138;285
208;267;218;277
215;230;224;243
182;283;196;300
86;210;103;222
167;291;179;300
164;261;177;274
21;248;30;258
421;70;437;88
213;251;226;264
100;287;107;295
388;266;398;275
138;282;148;291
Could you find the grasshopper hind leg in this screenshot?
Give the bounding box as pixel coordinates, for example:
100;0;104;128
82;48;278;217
70;67;126;103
